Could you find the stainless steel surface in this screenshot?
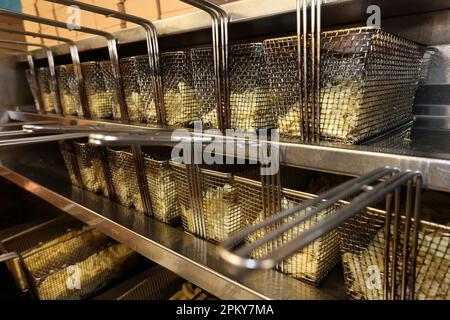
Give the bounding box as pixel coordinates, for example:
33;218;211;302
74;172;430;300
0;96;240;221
0;47;42;113
0;26;89;117
0;157;337;300
7;111;450;192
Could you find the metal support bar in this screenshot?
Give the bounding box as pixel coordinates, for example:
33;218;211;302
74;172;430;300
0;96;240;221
0;27;90;118
0;133;89;147
0;8;129;122
296;0;321;142
0;39;62;115
0;46;43;113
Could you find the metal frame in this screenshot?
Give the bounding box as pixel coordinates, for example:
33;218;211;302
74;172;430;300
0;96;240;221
0;26;89;118
0;8;129;122
47;0;165;125
0;46;43;113
0;39;62;115
181;0;230;132
296;0;321;142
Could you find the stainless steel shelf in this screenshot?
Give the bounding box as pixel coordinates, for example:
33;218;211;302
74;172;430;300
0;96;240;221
0;141;341;300
8;111;450;193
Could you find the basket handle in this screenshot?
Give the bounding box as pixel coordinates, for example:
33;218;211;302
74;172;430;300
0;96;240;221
296;0;321;142
0;251;37;299
181;0;230;132
48;0;165;126
0;8;130;123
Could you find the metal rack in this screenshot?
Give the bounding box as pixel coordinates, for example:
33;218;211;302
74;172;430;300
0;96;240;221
0;0;450;301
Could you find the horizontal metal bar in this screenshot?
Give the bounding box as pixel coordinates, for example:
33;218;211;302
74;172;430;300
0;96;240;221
8;111;450;192
0;133;88;147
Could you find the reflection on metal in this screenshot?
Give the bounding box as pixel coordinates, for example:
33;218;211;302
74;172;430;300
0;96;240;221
0;46;43;113
49;0;165;126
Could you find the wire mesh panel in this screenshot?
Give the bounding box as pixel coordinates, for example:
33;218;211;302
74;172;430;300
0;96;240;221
1;217;139;300
72;142;109;196
81;61;118;120
340;209;450;300
36;67;56;114
171;162;250;243
55;64;81;116
59;140;81;187
143;156;180;224
190;43;274;131
264;27;424;143
106;149;140;209
121;55;158;123
235;167;344;285
160;51;199;127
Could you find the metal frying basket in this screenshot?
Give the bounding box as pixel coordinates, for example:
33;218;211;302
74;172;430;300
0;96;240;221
190;43;273;131
160;51;199;127
143;153;180;224
55;64;82;116
0;216;112;300
171;162;250;243
340;209;450;300
263;27;424;143
234;167;346;285
36;67;56;114
120;55;158;123
81;61;119;120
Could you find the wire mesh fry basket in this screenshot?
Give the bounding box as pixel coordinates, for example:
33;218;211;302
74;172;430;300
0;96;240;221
59;140;82;188
81;61;119;120
160;51;199;127
339;208;450;300
263;27;425;143
36;67;56;114
106;148;140;209
120;55;158;123
234;168;348;285
171;162;249;243
55;64;82;116
0;217;139;300
143;151;180;224
59;140;109;196
190;43;274;131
